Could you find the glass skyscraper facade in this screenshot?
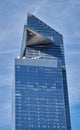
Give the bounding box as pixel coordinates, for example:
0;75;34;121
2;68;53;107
14;13;71;130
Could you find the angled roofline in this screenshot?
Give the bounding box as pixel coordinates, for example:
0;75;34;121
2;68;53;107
27;13;63;37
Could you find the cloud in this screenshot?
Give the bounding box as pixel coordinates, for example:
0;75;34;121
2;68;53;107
0;49;18;54
0;84;11;129
68;80;80;106
33;0;46;15
33;6;41;15
0;102;11;128
66;56;80;106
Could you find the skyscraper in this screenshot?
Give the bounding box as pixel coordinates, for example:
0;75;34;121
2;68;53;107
14;13;71;130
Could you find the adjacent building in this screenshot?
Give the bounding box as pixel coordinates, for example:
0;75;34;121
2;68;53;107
14;13;71;130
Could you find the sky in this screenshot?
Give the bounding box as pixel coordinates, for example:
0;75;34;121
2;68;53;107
0;0;80;130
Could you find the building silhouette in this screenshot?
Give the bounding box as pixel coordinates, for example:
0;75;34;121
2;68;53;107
14;13;71;130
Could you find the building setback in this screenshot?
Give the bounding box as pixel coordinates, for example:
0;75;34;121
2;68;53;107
14;13;71;130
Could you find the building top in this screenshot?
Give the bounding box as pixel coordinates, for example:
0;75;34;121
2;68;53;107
20;13;63;58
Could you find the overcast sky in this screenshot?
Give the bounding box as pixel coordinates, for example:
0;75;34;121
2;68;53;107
0;0;80;130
